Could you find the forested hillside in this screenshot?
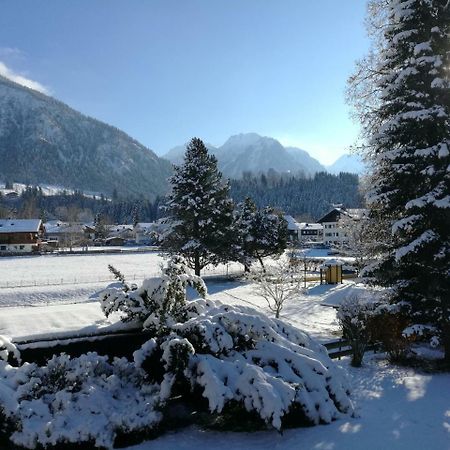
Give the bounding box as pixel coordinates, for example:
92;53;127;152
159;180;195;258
0;75;172;199
230;172;363;220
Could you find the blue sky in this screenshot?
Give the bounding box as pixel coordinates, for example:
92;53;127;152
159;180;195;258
0;1;369;164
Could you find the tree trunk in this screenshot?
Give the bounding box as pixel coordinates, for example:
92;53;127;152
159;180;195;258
257;255;265;271
244;264;250;273
194;252;201;277
443;322;450;367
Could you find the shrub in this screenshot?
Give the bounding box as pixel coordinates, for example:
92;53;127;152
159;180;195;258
0;353;161;449
337;293;378;367
367;311;412;363
132;298;354;430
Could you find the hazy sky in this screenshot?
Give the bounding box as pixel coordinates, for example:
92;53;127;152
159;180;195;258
0;1;369;165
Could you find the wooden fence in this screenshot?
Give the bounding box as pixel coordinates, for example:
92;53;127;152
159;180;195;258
6;331;380;366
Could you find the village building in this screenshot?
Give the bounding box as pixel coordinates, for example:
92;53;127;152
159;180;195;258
106;224;135;240
317;206;368;247
284;215;323;244
0;219;45;254
44;221;87;249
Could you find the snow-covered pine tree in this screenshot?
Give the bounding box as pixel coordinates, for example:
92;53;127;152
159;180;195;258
160;138;234;275
234;197;288;270
350;0;450;361
93;212;107;239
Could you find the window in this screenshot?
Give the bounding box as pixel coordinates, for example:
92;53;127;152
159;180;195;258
19;245;25;250
0;246;6;251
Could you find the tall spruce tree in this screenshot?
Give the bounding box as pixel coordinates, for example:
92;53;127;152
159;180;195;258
349;0;450;361
160;138;234;275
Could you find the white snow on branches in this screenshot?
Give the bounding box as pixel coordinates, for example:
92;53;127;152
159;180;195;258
0;353;161;449
395;230;437;261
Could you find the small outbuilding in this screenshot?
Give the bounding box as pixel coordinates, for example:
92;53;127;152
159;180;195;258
319;259;344;284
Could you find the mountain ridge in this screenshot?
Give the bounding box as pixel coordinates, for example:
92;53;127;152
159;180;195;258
0;75;172;199
163;133;328;178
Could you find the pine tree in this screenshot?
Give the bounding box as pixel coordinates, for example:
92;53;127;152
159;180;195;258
234;197;288;270
349;0;450;361
160;138;234;276
94;212;107;239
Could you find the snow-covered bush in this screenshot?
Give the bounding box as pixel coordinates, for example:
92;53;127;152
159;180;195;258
0;353;161;449
337;293;378;367
0;335;20;364
99;257;354;431
100;255;206;332
133;298;354;430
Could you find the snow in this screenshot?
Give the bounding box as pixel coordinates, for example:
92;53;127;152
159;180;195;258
125;356;450;450
1;353;162;449
0;253;448;449
0;219;42;233
0;252;163;289
0;303;133;342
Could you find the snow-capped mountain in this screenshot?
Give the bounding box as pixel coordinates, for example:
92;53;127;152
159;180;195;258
0;75;172;199
164;133;325;179
327;154;366;175
285;146;326;174
164;142;218;166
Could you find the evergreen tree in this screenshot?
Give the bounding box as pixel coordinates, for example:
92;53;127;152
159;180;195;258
234;197;288;270
160;138;234;275
349;0;450;361
94;212;107;239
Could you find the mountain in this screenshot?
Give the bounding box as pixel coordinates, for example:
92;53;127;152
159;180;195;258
327;154;366;175
285;147;326;174
164;133;325;179
163;142;218;166
0;75;172;199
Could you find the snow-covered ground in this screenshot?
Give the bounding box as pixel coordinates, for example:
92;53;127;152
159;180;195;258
0;278;362;343
127;356;450;450
1;252;448;450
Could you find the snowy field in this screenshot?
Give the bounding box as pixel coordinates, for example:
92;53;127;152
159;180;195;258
0;252;242;306
0;252;448;450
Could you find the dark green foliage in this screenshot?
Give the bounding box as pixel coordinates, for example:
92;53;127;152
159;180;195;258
233;197;288;270
349;0;450;362
0;187;163;223
230;171;363;220
160;138;235;275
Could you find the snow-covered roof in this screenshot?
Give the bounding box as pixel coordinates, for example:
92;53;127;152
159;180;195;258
0;219;42;233
299;222;323;230
319;258;345;268
317;207;368;223
283;215;301;231
346;208;368;219
44;222;85;234
135;222;155;230
107;224;134;232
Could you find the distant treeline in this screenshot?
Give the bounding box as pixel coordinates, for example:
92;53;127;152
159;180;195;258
0;187;164;224
230;171;363;221
0;171;363;223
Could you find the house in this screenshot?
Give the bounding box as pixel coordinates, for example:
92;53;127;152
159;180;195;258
45;221;87;248
317;206;368;247
284;216;323;244
134;222;156;244
0;219;45;254
107;224;135;240
284;215;302;241
104;236;126;246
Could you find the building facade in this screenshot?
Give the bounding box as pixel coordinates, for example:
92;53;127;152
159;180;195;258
0;219;45;253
